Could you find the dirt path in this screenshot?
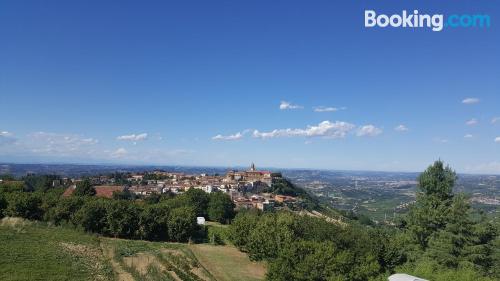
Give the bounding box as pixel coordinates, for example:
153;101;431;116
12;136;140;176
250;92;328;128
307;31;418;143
100;243;134;281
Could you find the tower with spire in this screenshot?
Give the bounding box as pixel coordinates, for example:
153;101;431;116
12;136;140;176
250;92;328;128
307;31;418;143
250;163;256;171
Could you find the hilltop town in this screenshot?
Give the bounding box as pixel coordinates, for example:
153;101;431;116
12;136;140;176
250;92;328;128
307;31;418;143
60;163;304;212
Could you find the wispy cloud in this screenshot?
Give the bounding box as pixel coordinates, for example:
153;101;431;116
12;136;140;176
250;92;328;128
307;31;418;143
462;98;480;105
27;132;99;156
117;133;148;143
491;117;500;124
434;137;449;144
356;125;383;137
465;118;478;126
495;137;500;143
253;120;355;139
313;106;338;112
0;131;17;146
111;147;127;158
465;162;500;174
464;134;473;139
212;132;244;141
394;124;409;132
279;101;303;110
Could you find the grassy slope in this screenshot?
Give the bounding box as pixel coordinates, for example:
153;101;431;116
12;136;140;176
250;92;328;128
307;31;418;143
189;244;266;281
0;218;113;281
0;218;266;281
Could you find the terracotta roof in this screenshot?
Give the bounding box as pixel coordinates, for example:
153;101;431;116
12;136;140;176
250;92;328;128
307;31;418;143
62;187;75;197
61;185;124;199
95;186;124;198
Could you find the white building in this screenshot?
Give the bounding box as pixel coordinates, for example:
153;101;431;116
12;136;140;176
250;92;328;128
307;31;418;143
388;274;428;281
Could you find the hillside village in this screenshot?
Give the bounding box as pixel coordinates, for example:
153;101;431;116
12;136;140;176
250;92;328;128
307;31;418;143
61;163;303;212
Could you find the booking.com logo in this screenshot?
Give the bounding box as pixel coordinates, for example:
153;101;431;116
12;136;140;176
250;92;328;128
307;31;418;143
365;10;491;31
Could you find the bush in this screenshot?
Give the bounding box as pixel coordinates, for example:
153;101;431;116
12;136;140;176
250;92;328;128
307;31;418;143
0;193;6;218
168;207;197;242
207;225;229;245
74;198;109;233
5;192;43;220
208;192;235;224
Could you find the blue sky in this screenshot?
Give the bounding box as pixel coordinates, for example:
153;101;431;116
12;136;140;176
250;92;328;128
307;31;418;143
0;1;499;173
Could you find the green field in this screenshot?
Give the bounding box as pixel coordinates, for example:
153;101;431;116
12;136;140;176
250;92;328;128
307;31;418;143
0;217;266;281
190;244;266;281
0;218;114;281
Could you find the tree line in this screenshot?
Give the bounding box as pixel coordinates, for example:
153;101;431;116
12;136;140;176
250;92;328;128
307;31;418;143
0;178;235;243
227;161;500;281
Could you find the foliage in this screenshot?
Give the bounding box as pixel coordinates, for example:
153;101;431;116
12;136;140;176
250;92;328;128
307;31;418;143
228;210;260;250
22;174;62;192
270;178;319;210
51;196;85;225
139;204;170;241
111;189;136;200
0;193;6;218
0;180;25;193
73;179;96;196
207;225;229;245
399;160;499;279
73;198;109;233
168;206;197;242
208;192;235;224
4;192;43;220
106;200;140;238
184;188;210;217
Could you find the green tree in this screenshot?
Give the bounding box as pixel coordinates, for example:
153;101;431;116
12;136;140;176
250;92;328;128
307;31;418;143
184;188;210;217
246;212;300;260
51;196;85;224
139;204;170;241
0;193;6;218
229;210;260;250
112;189;135;200
5;192;43;220
23;174;62;192
74;179;96;197
406;160;456;249
0;181;24;193
168;206;196;242
74;198;109;234
208;192;235;224
267;240;379;281
106;200;140;238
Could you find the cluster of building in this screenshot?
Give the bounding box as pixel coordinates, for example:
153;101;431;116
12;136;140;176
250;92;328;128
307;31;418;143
62;163;303;211
124;163;281;195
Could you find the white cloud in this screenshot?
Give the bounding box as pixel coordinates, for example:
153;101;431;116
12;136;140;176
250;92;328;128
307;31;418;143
465;162;500;174
117;133;148;142
27;132;99;156
253;120;355;139
313;106;339;112
212;132;244;141
433;137;449;144
491;117;500;124
279;101;303;110
465;118;478;126
394;125;409;132
495;137;500;143
462;98;480;104
111;148;128;158
464;134;473;139
356;125;383;137
0;131;16;146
